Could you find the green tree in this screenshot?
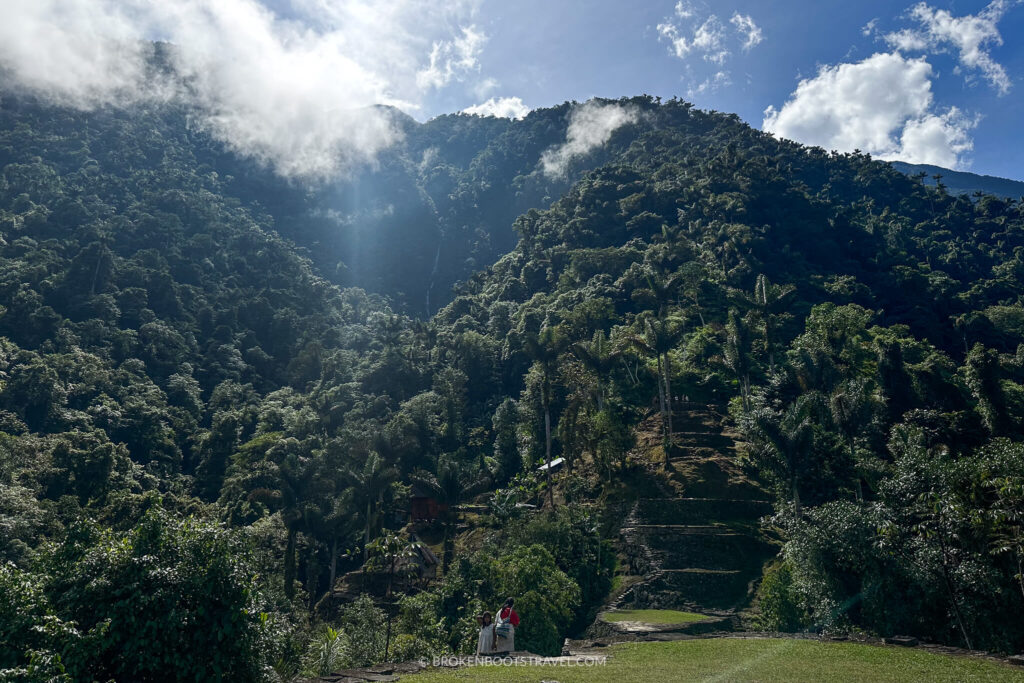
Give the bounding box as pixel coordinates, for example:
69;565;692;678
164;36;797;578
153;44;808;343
366;530;420;660
522;325;568;507
571;330;622;411
43;510;283;682
630;314;685;450
347;452;399;563
724;308;754;413
746;394;819;515
749;273;795;372
409;456;489;570
492;398;521;483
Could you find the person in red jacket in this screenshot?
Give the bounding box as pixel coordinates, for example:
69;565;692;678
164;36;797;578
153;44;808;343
494;597;519;653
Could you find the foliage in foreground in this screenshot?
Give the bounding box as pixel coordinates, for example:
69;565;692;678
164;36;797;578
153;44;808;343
1;509;290;682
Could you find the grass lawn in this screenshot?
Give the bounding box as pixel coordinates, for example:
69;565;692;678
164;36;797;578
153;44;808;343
601;609;708;624
406;638;1024;682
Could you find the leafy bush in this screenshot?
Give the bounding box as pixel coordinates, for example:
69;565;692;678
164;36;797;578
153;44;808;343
754;560;806;632
36;509;287;682
336;594;388;667
508;507;614;631
300;626;345;677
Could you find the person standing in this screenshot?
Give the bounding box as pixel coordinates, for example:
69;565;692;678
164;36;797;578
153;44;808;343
476;611;494;656
493;598;519;654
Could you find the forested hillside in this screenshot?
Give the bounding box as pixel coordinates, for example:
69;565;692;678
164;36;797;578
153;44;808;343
3;92;1024;681
891;161;1024;200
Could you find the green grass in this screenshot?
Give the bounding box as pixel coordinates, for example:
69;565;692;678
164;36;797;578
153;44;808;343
601;609;708;625
405;638;1024;682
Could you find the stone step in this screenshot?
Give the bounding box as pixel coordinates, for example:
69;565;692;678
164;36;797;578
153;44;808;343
624;524;733;534
628;530;776;571
670;434;735;448
668;448;737;463
634;497;773;526
666;460;768;500
645;568;753;610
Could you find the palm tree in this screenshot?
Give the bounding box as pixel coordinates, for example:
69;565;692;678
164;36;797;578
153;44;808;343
365;530;420;661
679;261;709;326
724;308;753;413
746;394;820;515
522;324;568;507
347;452;399;563
750;274;795;373
571;330;622;411
409;456;489;570
245;438;327;600
631;265;684;319
630;314;685;449
829;378;878;500
314;488;357;601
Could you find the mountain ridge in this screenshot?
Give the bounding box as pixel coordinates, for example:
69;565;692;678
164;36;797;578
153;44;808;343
889;160;1024;198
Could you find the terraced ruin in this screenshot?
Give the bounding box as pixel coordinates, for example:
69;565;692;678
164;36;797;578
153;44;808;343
587;402;778;642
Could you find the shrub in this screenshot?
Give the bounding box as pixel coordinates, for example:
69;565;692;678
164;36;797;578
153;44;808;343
41;509;286;682
755;560;806;632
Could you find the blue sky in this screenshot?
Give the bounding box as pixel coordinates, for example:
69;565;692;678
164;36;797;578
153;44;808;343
4;0;1020;180
427;0;1023;180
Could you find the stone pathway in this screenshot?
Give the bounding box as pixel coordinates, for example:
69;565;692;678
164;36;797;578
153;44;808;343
584;403;777;643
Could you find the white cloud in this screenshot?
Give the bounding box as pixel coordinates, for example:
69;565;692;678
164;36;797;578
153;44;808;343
688;71;731;97
473;77;500;99
730;13;763;51
415;24;487;90
862;18;879;37
0;0;486;179
883;0;1018;94
657;4;763;97
672;1;695;19
461;96;531;119
763;52;976;168
540;101;638;178
658;15;728;62
897;108;976;167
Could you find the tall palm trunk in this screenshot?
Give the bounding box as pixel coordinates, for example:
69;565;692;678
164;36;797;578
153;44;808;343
544;400;554;508
284;526;297;599
363;499;372;563
328;536;339;597
849;438;863;502
663;351;674;444
655;354;667;439
442;519;454;572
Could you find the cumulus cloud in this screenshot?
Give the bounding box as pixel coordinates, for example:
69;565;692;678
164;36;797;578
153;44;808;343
730;13;763;51
688;71;731;98
658;13;729;63
0;0;486;179
415;25;486;90
657;3;763;96
540;101;638;178
763;52;976;168
461;96;531;119
882;0;1018;94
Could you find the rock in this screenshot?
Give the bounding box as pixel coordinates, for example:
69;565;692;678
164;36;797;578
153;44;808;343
1008;655;1024;666
883;636;919;647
